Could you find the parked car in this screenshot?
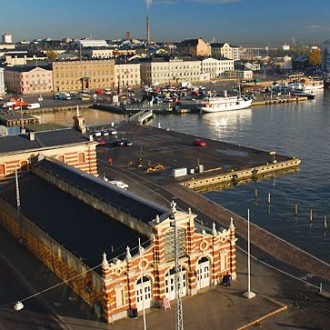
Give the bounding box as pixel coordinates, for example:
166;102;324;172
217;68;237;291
192;138;206;147
112;139;133;147
109;180;129;190
96;138;106;146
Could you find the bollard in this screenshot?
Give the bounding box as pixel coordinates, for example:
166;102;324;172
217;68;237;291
254;189;258;199
268;193;271;204
309;209;313;222
294;203;298;216
319;282;323;294
324;215;328;230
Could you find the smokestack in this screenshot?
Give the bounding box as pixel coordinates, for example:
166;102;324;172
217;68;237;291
146;16;150;46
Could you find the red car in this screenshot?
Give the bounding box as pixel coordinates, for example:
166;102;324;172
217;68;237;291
192;139;206;147
96;138;106;146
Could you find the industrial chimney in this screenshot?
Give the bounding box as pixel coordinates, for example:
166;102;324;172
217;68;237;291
146;16;150;46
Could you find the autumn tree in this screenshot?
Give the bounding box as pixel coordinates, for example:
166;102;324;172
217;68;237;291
46;50;58;61
308;47;321;66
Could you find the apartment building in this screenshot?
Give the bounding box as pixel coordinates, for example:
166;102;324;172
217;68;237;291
115;61;141;91
4;65;53;95
140;56;201;86
52;59;115;92
200;57;234;79
0;68;5;96
177;38;211;57
211;43;240;61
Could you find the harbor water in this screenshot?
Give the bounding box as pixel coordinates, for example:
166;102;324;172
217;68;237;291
39;90;330;264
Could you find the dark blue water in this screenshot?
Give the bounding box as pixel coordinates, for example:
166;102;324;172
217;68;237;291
152;90;330;264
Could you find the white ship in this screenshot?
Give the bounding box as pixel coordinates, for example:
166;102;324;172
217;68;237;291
199;95;252;113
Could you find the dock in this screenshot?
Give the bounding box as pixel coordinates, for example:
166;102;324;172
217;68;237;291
98;122;330;284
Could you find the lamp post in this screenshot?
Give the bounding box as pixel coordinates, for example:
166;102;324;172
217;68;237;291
243;209;256;299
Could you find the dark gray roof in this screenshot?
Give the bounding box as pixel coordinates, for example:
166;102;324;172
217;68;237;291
0;135;40;153
0;172;150;271
34;158;167;223
0;128;89;154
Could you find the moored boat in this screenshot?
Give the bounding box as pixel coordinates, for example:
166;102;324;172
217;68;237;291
199;95;252;113
300;77;324;90
291;89;316;99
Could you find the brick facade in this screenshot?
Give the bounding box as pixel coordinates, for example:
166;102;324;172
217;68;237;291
101;202;236;323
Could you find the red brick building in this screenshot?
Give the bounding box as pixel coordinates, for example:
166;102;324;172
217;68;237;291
101;201;237;322
0;120;97;180
0;158;237;323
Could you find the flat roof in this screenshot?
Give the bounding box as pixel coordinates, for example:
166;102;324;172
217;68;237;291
0;172;150;271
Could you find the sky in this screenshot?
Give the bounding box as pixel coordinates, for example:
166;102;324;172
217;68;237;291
1;0;330;47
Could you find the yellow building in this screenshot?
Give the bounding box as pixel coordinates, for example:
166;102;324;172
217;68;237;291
52;59;115;92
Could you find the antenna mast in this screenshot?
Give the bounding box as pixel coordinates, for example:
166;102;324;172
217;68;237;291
171;201;184;330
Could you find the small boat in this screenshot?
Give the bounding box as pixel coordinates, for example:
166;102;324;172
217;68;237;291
291;89;316;99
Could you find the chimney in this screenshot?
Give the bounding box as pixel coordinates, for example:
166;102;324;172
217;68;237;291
29;132;35;141
146;16;150;46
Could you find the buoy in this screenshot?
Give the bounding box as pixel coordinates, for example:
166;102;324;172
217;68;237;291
267;193;271;204
254;189;258;199
324;215;327;230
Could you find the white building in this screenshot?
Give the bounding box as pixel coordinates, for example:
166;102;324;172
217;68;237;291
0;68;5;96
140;57;201;86
211;43;240;61
74;39;109;48
200;57;234;79
115;62;141;90
2;33;13;44
82;48;114;59
321;40;330;72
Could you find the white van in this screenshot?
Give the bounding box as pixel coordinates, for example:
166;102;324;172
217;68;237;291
27;103;41;109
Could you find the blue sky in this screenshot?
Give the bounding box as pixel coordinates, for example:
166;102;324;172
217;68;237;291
1;0;330;46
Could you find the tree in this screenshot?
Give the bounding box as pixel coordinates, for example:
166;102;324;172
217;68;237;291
46;50;58;61
308;48;321;66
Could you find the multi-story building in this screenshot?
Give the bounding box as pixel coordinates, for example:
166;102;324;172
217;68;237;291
200;57;234;79
115;61;141;91
52;59;115;92
4;65;53;95
140;56;201;86
0;119;97;180
211;43;240;61
81;48;114;59
3;52;47;66
2;33;13;44
0;68;5;96
177;38;211;57
321;40;330;72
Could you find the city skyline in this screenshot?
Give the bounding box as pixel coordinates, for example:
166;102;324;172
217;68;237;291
2;0;330;46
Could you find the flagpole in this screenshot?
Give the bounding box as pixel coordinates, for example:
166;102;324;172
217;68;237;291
243;209;256;299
